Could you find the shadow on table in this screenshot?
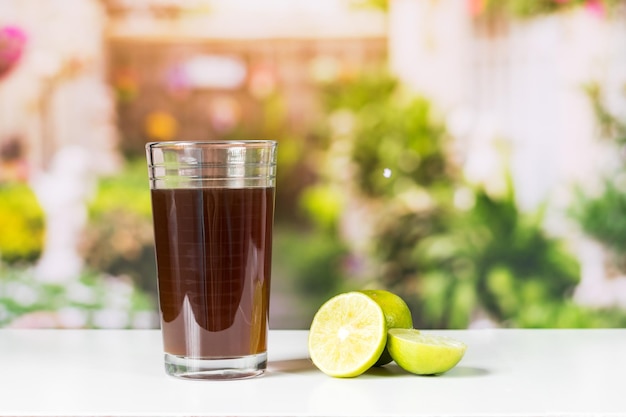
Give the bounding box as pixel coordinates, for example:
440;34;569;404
367;364;490;378
268;358;316;374
267;359;490;378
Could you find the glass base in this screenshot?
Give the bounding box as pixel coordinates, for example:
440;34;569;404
164;352;267;380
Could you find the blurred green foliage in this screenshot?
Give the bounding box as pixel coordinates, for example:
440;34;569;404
572;84;626;272
585;83;626;147
313;70;626;328
479;0;625;19
82;158;156;297
414;181;580;328
353;0;625;18
87;158;152;219
352;97;449;198
0;261;155;328
300;184;345;233
272;227;349;324
0;183;44;263
484;0;582;18
573;180;626;271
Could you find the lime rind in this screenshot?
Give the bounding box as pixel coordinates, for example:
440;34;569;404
308;292;387;378
359;290;414;329
359;290;414;366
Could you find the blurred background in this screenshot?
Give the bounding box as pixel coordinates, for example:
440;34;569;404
1;0;625;330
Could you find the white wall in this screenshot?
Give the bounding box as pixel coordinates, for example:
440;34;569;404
0;0;118;174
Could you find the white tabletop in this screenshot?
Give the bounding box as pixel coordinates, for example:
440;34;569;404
1;328;625;416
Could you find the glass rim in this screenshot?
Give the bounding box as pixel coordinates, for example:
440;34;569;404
146;140;277;149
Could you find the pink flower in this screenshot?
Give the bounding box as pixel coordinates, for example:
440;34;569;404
585;0;605;17
0;25;27;79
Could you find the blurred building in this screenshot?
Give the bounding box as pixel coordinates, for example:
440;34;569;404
102;0;387;154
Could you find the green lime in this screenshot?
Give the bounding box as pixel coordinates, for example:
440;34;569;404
387;328;467;375
360;289;413;366
308;292;387;378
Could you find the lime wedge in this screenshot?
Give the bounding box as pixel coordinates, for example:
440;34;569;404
387;329;467;375
359;290;413;366
308;292;387;378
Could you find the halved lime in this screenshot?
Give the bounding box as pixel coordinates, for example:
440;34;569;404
308;292;387;378
359;290;413;366
387;329;467;375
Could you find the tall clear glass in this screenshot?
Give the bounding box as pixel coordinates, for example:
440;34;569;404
146;141;277;380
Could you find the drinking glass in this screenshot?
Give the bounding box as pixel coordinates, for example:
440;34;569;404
146;140;277;380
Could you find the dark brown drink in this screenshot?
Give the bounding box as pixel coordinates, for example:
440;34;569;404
151;186;274;358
